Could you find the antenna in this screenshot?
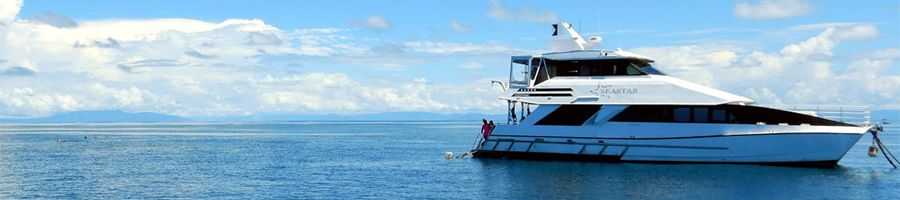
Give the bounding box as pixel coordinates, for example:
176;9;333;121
549;22;601;52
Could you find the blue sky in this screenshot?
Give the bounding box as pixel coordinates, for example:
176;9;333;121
0;0;898;118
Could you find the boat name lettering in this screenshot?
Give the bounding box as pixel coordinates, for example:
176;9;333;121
596;88;639;95
591;84;639;98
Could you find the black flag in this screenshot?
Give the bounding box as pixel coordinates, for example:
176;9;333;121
552;24;558;36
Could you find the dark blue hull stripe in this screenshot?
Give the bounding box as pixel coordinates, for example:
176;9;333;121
472;151;840;168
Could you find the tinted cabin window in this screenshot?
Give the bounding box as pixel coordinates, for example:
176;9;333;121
532;58;549;85
711;108;727;122
673;108;691;122
639;66;666;75
536;105;602;126
693;108;709;122
546;59;649;78
610;105;855;126
534;66;549;85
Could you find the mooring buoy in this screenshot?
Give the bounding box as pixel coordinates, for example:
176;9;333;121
869;145;879;157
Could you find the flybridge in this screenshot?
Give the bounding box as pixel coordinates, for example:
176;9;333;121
500;22;754;107
508;51;664;89
507;22;658;89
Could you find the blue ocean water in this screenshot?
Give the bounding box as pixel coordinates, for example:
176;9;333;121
0;122;897;199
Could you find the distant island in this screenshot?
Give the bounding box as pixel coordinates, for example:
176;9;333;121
0;110;188;123
4;109;892;123
191;112;507;122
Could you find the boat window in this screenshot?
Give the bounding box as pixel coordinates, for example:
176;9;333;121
535;105;603;126
673;107;691;122
626;64;642;75
638;65;666;75
710;108;727;122
546;59;649;78
534;65;549;85
607;105;671;122
509;57;531;87
609;105;855;126
532;58;549;85
693;107;708;122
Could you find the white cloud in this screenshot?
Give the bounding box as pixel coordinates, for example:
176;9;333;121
746;87;783;105
0;11;515;117
403;41;527;55
788;23;881;42
360;15;390;30
734;0;813;20
863;48;900;60
0;0;21;23
254;73;450;113
0;66;34;76
632;26;900;108
459;62;484;70
451;21;471;32
830;25;880;41
0;87;81;117
487;0;558;23
29;12;78;28
287;28;362;56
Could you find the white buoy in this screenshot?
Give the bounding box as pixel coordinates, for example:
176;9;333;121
445;151;454;159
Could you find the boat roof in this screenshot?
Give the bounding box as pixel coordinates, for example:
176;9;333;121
513;49;655;62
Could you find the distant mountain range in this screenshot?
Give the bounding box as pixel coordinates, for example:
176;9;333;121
191;112;507;122
0;110;187;123
0;110;506;123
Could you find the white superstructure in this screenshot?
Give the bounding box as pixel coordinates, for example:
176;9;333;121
472;22;873;167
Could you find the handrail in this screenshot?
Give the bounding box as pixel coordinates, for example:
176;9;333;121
766;104;871;126
477;138;728;152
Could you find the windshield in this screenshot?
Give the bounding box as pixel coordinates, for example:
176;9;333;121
639;65;665;75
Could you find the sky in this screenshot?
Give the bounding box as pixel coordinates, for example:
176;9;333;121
0;0;898;118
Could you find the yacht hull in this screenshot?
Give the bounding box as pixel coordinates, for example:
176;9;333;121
473;129;866;167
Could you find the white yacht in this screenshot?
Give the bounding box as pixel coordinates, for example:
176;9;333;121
472;23;874;167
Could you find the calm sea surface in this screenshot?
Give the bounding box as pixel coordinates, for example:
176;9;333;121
0;122;897;199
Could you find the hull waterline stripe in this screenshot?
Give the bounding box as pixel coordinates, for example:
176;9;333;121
471;151;840;168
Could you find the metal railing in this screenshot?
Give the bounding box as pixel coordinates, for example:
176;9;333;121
766;105;870;126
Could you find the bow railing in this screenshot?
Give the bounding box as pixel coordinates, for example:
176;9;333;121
766;105;870;127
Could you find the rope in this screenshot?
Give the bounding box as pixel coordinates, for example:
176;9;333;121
873;127;898;168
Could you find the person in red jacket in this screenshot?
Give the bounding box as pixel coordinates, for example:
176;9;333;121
481;119;492;138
